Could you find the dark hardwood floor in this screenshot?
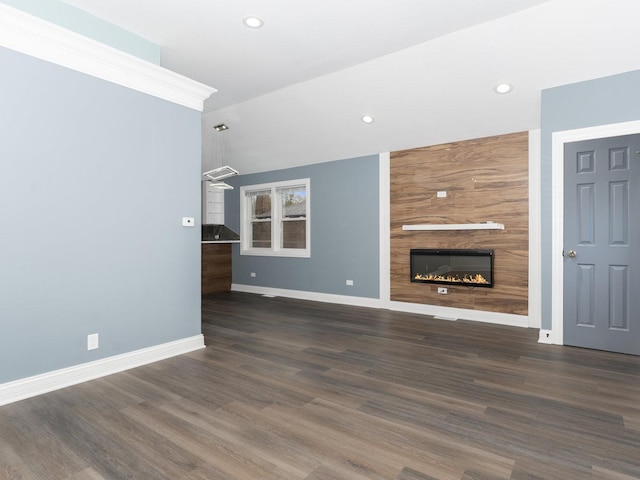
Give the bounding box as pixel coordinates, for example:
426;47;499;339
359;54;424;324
1;292;640;479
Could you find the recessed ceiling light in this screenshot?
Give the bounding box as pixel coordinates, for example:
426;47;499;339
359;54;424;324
494;83;513;94
243;16;264;28
361;115;375;124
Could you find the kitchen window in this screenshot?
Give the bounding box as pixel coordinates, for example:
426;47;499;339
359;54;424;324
240;178;310;257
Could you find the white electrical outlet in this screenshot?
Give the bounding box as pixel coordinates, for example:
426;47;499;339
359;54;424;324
437;191;447;198
346;280;354;286
87;333;99;350
250;272;256;278
438;287;448;295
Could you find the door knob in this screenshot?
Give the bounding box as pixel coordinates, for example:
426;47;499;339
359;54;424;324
567;250;577;258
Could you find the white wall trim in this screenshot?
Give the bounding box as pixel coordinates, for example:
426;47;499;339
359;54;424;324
389;301;529;328
0;3;215;111
379;152;391;309
529;129;542;329
551;120;640;346
0;335;205;407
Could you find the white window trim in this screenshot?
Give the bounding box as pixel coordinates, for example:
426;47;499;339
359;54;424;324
240;178;310;258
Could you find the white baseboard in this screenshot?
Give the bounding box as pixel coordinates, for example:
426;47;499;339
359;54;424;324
231;283;383;309
232;283;529;328
389;301;529;328
0;335;205;407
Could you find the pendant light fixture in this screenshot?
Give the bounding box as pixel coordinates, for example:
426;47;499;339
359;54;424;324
203;123;238;189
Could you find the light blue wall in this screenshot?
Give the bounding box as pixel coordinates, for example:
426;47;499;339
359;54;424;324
2;0;161;64
226;155;380;299
540;69;640;329
0;47;201;383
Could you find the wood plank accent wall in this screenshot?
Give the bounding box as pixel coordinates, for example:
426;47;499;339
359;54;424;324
202;243;232;294
390;132;529;315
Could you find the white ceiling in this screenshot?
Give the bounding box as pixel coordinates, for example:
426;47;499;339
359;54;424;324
62;0;640;175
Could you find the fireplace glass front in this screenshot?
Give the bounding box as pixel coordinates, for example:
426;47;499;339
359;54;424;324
410;249;494;288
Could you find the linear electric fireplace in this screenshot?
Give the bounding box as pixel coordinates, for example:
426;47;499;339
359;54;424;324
410;249;494;288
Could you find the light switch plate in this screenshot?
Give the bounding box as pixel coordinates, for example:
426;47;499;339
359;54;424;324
87;333;99;350
182;217;195;227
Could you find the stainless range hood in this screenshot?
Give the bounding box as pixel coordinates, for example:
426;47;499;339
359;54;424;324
201;180;240;242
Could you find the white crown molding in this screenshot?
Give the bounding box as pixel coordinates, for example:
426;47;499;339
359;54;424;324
0;3;216;111
0;334;205;407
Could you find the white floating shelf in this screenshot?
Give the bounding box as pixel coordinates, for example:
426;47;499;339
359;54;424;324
402;223;504;231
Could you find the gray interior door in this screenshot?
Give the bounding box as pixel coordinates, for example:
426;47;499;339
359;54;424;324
563;134;640;355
